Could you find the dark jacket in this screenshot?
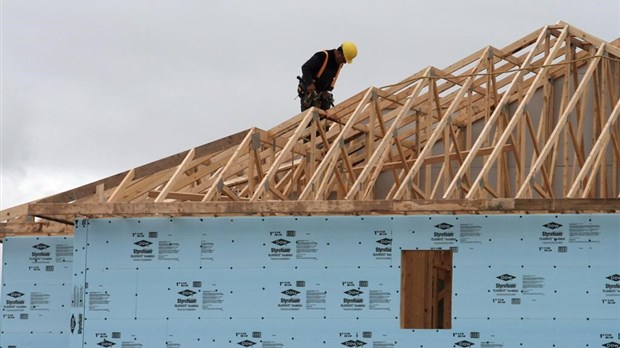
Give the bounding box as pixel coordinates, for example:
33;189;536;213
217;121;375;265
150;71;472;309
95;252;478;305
300;49;343;92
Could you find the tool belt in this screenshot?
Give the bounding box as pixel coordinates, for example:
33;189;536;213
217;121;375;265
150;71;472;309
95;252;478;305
301;90;334;109
297;77;334;110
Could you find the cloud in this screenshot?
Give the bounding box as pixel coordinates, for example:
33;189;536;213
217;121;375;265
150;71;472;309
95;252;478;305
0;166;101;209
1;0;619;209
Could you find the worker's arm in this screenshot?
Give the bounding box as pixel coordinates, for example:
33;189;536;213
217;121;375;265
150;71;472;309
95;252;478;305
300;51;324;88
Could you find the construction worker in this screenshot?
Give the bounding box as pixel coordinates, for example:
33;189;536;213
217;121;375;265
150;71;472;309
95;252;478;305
297;41;357;112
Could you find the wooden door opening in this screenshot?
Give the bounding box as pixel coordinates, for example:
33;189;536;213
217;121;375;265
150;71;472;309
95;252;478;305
400;250;453;329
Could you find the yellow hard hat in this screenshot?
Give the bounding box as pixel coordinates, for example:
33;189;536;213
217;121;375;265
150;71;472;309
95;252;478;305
341;41;358;64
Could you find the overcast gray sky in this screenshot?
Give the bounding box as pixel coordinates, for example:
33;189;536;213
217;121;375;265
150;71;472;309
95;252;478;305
1;0;619;209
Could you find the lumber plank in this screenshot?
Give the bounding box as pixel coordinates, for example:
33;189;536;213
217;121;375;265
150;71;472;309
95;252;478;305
22;199;620;219
466;26;569;198
516;44;606;198
443;26;551;199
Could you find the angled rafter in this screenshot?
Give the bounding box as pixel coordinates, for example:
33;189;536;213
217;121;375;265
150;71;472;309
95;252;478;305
298;87;374;200
252;109;316;200
346;68;432;200
567;98;620;197
466;25;570;199
515;43;607;198
154;148;196;202
443;26;552;199
2;22;619;235
393;46;492;200
202;129;257;201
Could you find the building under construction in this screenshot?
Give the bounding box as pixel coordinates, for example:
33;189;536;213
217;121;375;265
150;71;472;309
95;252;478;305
1;21;619;348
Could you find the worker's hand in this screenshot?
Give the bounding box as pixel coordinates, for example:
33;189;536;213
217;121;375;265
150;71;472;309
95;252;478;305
306;83;316;95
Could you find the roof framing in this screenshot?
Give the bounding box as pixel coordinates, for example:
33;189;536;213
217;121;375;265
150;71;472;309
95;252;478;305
2;21;619;237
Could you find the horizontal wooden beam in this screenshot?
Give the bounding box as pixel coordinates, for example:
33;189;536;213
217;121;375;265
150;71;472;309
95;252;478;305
147;190;205;201
0;221;73;239
377;144;514;171
0;204;29;222
22;199;620;219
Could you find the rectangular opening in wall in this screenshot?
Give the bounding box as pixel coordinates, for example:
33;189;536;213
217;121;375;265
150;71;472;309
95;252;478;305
401;250;453;329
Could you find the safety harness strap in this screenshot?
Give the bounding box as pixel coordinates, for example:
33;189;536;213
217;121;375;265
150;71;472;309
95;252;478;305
331;63;343;88
316;51;329;79
311;50;343;90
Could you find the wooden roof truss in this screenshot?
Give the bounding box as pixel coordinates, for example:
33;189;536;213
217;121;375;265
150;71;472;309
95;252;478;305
2;21;619;236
